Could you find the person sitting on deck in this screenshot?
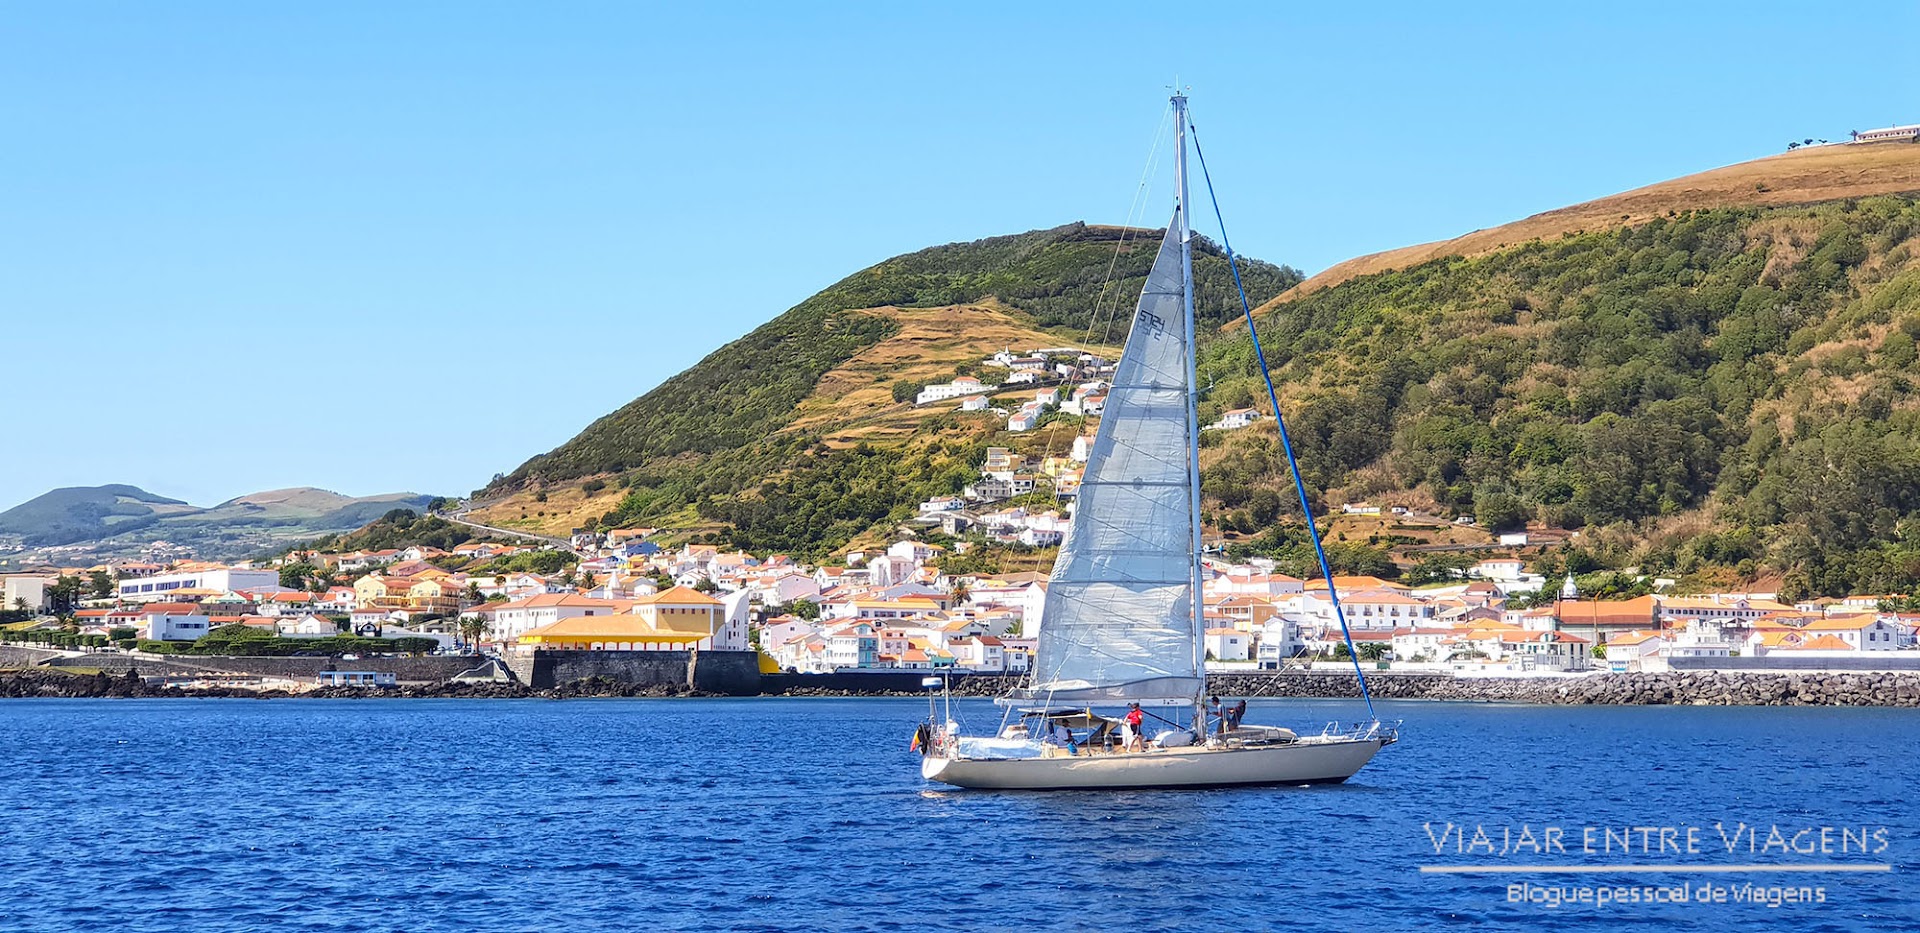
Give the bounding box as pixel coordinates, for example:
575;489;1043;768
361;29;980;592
1042;720;1077;756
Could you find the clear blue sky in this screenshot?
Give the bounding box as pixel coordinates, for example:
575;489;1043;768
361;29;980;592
3;1;1913;510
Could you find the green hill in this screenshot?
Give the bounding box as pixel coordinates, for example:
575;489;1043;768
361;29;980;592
473;222;1300;554
0;485;192;546
0;485;437;559
1196;195;1920;599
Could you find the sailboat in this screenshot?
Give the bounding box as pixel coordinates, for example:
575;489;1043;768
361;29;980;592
919;94;1397;790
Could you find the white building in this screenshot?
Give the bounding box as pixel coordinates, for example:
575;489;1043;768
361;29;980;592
1213;408;1262;430
118;568;279;602
490;594;626;642
1204;627;1251;662
1852;124;1920;144
2;575;49;612
279;614;344;638
1256;617;1307;667
147;613;213;641
916;376;991;405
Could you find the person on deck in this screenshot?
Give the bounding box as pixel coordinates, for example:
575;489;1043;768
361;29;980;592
1124;702;1146;752
1044;720;1077;756
1228;699;1247;731
1208;696;1225;736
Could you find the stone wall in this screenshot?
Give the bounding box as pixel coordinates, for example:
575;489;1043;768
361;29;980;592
0;646;64;668
511;649;761;695
92;653;488;684
764;670;1016;696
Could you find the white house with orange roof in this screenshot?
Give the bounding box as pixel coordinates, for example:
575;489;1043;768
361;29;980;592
1497;629;1590;671
1303;588;1434;630
1211;565;1305;597
1390;627;1457;663
1773;614;1901;652
1203;627;1251;663
950;635;1007;671
1207;594;1280;633
1602;630;1666;670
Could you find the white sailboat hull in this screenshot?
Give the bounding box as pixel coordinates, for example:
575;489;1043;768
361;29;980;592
921;736;1386;791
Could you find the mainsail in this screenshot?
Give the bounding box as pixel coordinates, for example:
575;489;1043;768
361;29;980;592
1019;212;1202;704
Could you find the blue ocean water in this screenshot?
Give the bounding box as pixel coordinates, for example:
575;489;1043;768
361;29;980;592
0;697;1913;932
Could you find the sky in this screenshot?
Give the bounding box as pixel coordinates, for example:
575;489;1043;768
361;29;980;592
2;1;1915;510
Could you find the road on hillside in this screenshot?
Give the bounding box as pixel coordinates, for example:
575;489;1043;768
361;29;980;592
430;510;583;554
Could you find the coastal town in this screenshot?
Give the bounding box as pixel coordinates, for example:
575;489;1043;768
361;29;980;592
3;347;1917;690
6;474;1918;695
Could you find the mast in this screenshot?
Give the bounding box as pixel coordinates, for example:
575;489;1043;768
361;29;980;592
1172;92;1206;734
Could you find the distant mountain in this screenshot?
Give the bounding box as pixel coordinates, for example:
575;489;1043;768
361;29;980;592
0;485;437;560
0;485;194;546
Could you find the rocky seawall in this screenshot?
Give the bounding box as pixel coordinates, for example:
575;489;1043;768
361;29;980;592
771;670;1920;707
0;671;727;700
7;667;1919;707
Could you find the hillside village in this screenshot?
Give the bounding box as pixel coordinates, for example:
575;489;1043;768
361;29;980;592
6;476;1916;681
6;332;1919;679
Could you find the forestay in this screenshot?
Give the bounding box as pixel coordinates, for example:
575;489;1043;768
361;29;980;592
1015;212;1203;705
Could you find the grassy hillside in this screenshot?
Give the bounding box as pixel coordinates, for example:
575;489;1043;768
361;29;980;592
0;485;191;546
1278;139;1920;301
1197;194;1920;598
473;223;1300;555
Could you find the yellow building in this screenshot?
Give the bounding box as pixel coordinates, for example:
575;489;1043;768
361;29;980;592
405;577;463;615
354;575;409;609
517;585;726;651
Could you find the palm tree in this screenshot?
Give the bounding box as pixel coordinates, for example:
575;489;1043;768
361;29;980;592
1357;642;1389;662
457;616;491;653
949;578;971;605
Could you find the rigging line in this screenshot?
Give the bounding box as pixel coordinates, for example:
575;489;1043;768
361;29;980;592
1186;111;1377;720
1085;103;1172;350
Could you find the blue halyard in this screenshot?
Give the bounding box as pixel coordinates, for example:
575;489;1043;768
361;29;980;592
1185;114;1378;720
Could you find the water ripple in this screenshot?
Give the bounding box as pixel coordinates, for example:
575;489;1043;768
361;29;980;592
0;697;1912;932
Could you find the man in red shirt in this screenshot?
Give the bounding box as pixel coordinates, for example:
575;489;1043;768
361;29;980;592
1124;702;1146;752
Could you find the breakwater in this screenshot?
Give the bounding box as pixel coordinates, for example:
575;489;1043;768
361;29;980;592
768;670;1920;707
0;669;727;700
8;664;1920;707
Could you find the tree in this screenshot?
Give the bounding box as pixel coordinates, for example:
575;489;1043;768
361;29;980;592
786;598;820;621
280;563;319;591
390;637;438;656
457;616;491;651
464;582;484;604
1357;642;1389;662
86;570;115;600
949;579;971;605
1474;488;1529;532
47;576;84;617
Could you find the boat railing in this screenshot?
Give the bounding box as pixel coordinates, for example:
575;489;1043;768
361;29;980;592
1317;720;1401;744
